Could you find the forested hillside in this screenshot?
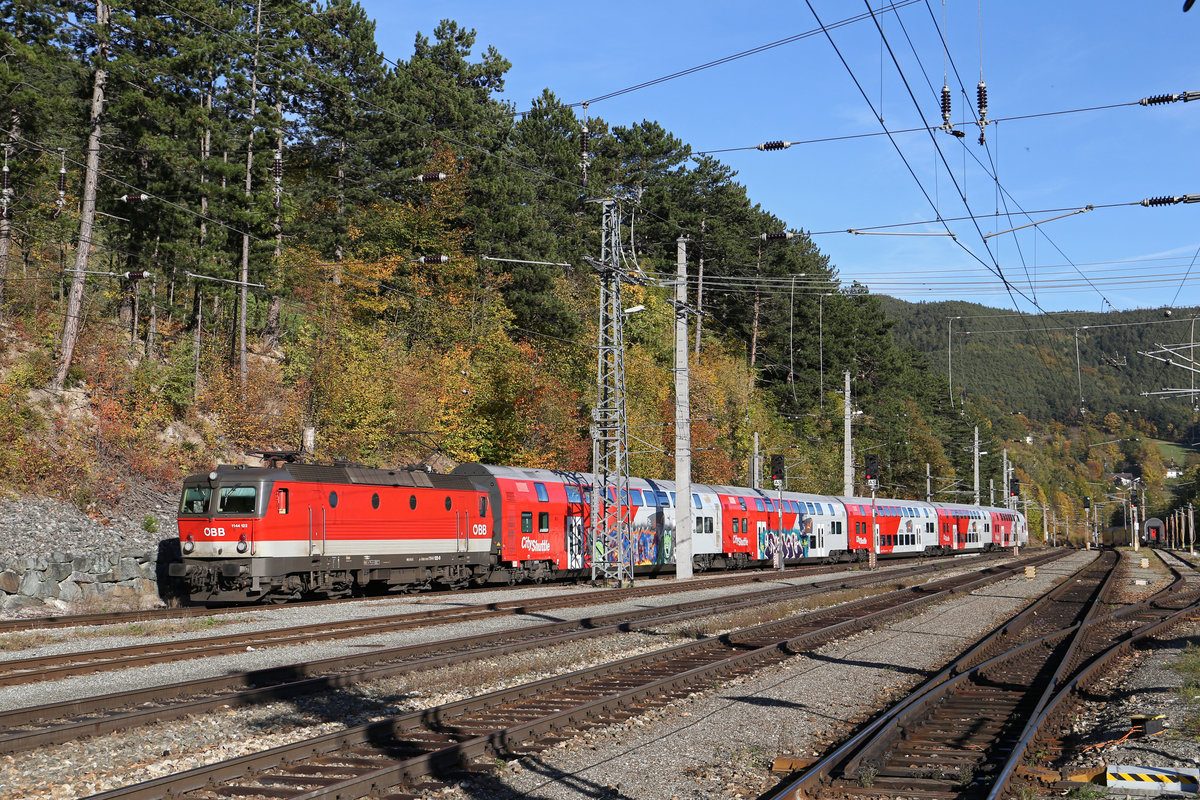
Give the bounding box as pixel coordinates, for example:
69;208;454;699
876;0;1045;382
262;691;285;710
881;297;1200;441
0;0;1069;532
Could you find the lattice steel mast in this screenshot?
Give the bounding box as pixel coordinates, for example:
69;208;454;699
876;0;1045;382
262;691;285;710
587;198;638;585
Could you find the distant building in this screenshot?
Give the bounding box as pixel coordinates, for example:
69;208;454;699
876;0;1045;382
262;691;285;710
1166;463;1183;479
1111;473;1135;487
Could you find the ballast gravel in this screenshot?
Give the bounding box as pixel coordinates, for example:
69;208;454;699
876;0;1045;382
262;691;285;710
0;558;967;712
465;551;1100;800
0;551;1085;800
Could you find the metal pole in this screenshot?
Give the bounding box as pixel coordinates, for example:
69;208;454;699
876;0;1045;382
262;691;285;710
869;485;878;570
674;236;693;580
1133;501;1140;552
776;481;784;571
926;462;931;502
973;425;980;506
753;432;760;490
948;317;954;408
843;371;853;496
1190;502;1195;556
1002;449;1009;510
1075;327;1083;410
818;294;825;412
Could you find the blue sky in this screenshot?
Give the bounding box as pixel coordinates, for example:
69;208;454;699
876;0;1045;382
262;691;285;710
359;1;1199;314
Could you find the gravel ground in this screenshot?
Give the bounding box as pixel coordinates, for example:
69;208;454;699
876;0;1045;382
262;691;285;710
0;553;1048;800
451;550;1099;800
1055;551;1200;779
0;557;969;712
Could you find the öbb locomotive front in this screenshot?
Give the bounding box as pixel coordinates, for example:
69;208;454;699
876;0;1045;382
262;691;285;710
170;460;1029;603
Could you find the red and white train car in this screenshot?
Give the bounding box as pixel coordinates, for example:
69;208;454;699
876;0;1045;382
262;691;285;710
170;459;1030;603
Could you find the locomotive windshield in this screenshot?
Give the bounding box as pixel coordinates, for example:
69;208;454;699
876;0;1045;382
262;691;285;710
179;486;212;515
218;485;258;514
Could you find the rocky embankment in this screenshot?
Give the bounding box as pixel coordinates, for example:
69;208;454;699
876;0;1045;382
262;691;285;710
0;494;178;615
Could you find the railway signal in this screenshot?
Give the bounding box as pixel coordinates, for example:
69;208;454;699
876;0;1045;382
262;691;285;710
864;454;880;486
770;454;785;483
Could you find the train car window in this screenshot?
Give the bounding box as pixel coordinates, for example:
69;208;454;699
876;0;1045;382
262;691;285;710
608;487;618;504
705;518;714;533
535;483;549;502
371;493;379;510
327;491;338;508
218;486;257;514
742;517;749;533
754;498;765;512
277;488;289;515
479;496;488;518
670;491;677;506
521;512;533;533
693;493;701;510
565;485;582;503
444;496;452;511
623;489;642;506
180;486;212;515
409;494;417;510
657;491;671;507
538;512;549;533
732;518;740;534
738;497;747;511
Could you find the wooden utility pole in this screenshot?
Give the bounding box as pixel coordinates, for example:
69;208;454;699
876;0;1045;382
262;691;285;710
54;0;109;392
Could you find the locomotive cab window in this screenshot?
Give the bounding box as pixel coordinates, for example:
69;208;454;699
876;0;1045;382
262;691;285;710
479;496;488;518
218;486;257;514
180;486;212;515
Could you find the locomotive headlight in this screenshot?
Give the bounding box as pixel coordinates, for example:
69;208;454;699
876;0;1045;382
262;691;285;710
182;535;195;554
236;535;248;554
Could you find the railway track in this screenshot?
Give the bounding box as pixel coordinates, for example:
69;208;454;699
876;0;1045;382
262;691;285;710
765;547;1200;800
82;550;1063;800
0;560;867;635
0;555;1009;688
0;554;1034;755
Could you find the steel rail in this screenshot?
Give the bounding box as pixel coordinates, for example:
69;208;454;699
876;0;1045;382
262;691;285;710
988;548;1200;798
0;555;976;754
0;559;928;686
763;551;1117;798
767;549;1198;799
82;552;1063;799
0;560;861;634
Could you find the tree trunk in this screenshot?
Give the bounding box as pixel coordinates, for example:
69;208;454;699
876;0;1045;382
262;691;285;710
53;0;109;392
0;113;21;316
238;0;263;386
263;101;283;351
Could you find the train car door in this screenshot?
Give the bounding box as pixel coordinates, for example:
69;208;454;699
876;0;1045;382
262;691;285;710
566;515;584;569
309;506;324;556
757;519;768;559
456;510;467;553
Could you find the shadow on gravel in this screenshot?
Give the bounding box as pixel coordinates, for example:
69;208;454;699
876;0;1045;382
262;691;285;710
800;649;932;678
720;694;811;711
451;753;637;800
